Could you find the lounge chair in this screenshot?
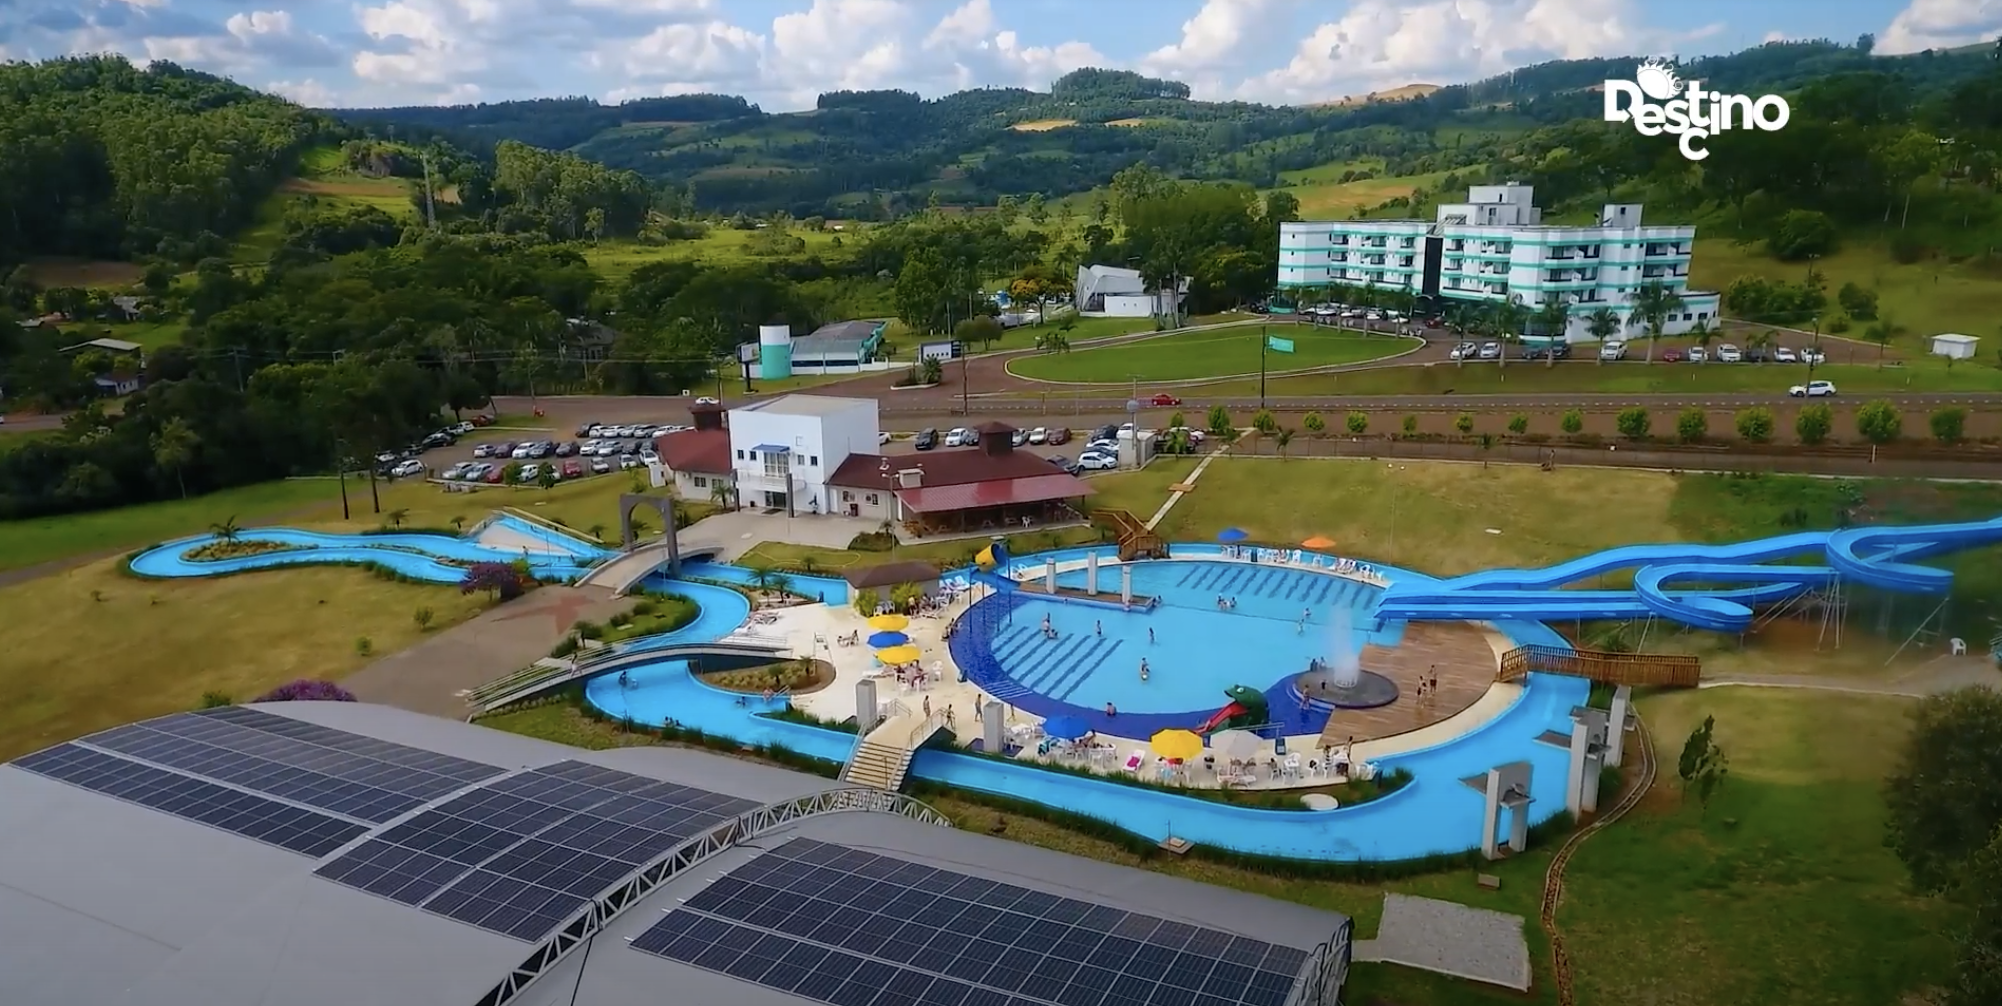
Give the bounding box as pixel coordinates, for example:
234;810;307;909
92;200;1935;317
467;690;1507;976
1122;751;1145;772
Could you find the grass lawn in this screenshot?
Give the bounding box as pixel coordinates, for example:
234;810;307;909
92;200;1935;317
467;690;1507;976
1690;236;2002;350
308;470;671;540
881;314;1164;357
582;227;859;278
1272;169;1457;219
101;319;189;350
738;525;1105;573
0;477;347;573
0;427;58;454
0;557;489;761
1561;687;1958;1006
1215;357;2002;397
1010;325;1417;383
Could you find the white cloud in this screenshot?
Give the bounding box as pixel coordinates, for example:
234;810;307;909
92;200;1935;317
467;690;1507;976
1141;0;1292;85
1763;30;1791;43
269;78;340;107
1241;0;1659;105
1879;0;2002;54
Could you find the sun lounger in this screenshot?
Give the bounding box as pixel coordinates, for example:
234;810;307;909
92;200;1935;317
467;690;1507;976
1123;751;1145;772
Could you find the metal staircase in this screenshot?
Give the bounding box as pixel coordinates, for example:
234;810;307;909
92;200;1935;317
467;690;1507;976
840;702;952;793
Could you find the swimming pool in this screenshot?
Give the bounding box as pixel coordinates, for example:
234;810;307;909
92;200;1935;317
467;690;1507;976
672;556;852;605
126;516;609;583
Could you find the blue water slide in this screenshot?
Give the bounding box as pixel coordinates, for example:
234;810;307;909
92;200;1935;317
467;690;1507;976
1827;516;2002;593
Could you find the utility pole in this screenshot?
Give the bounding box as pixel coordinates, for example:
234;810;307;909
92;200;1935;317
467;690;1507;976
420;151;438;230
1259;325;1268;409
961;355;970;416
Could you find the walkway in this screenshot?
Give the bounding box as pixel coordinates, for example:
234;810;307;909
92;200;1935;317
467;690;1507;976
1699;656;1997;699
1144;444;1229;530
1351;893;1531;991
342;583;627;717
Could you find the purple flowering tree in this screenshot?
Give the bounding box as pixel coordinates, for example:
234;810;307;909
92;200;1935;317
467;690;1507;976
461;561;524;601
255;680;357;702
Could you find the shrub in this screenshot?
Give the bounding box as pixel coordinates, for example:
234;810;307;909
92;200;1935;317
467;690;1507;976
256;679;358;702
1507;413;1529;436
1676;407;1708;443
1303;412;1325;436
1796;403;1834;445
1560;409;1584;435
413;607;435;631
1735;407;1776;443
1453;412;1474;435
1824;314;1851;334
1344;411;1368;435
1930;407;1967;445
461;560;525;600
1616;407;1651;440
198;691;234;708
1401;414;1418;435
1855;400;1902;445
354;636;373;657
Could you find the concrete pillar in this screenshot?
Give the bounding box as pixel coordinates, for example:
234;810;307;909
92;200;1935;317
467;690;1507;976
1481;769;1504;861
1566;706;1610;817
1120;564;1134;605
1606;686;1632;768
1481;761;1533;860
982;699;1006;754
855;679;880;734
1045;558;1058;593
1508;763;1533;854
1085;552;1100;596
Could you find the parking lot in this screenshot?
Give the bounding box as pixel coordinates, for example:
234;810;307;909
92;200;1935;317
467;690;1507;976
383;420;691;486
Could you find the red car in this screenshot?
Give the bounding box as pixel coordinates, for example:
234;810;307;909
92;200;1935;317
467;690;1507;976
482;467;505;484
1660;349;1683;363
1046;427;1071;445
1150;393;1182;406
562;459;584;478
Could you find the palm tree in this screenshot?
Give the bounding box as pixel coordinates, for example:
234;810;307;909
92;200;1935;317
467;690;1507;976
1631;282;1684;364
746;565;779;594
709;479;735;511
1689;319;1714;362
387;508;409;529
768;572;795;598
1586;307;1622;364
1865;315;1906;367
1494;298;1528;371
799;555;820;575
1036;330;1070;353
1275;428;1295;459
1532;299;1570;368
210;516;242;544
626;514;651;545
587;523;607;541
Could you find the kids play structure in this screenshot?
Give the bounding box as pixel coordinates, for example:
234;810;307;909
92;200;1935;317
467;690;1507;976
1197;685;1271;735
971;540;1018;593
1372;515;2002;636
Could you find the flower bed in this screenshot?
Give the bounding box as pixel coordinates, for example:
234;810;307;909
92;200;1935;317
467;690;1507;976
186;540;311;562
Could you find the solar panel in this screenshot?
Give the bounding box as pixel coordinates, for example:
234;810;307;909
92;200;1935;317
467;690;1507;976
637;839;1306;1006
315;760;760;942
73;709;504;824
10;743;368;857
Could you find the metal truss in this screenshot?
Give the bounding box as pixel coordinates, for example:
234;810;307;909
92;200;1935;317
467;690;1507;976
472;786;953;1006
1290;920;1355;1006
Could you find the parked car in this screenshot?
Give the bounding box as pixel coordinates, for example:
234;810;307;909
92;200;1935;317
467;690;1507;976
555;441;576;457
640;447;659;463
483;466;506;484
1598;341;1627;361
1716;344;1742;363
1661;349;1683;363
619;454;641;470
1012;428;1030;447
389;459;425;478
590;457;612;474
879;431;891;445
510;443;535;459
1448;342;1477;360
562;459;584;478
472;443;494;458
575;422;597;437
1028;427;1048;445
1478;342;1501;360
1047;455;1078;473
1687;346;1706;363
694;396;719;405
1745;346;1769;363
1774;347;1799;363
1045;427;1071;445
945;427;972;447
1150;393;1182;406
517;463;542;482
1789;380;1837;397
1802;347;1826;365
914;428;938;450
1077;452;1118;471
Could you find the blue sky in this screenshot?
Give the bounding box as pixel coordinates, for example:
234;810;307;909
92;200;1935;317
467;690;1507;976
0;0;1992;110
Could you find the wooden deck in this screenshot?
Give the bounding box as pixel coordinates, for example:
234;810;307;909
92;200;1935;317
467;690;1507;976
1315;622;1504;748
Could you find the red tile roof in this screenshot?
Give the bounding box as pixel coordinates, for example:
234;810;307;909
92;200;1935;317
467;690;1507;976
653;429;731;474
895;472;1092;513
828;448;1058;491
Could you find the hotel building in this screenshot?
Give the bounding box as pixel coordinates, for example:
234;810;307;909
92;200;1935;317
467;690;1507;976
1276;183;1720;340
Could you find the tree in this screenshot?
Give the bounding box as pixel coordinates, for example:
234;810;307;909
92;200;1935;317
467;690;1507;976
150;417;200;499
461;562;525;601
386;508;410;529
1616;407;1651;440
1275;428;1294;458
1675;715;1730;815
1507;413;1529;436
1863;315;1906;365
1932;407;1968;445
1560;409;1585;435
710;480;736;510
1735;407;1776;443
1453;412;1474;435
1345;411;1368;435
1631;283;1684;364
1945;828;2002;1006
1206;405;1234;440
1303;412;1325;437
210;516;242;544
1796;403;1834;445
1532;299;1569;368
1883;687;2002;892
1689;319;1714;361
955;315;1004;352
1837;282;1880;321
1855;400;1903;444
1586;307;1622;364
1676;407;1709;443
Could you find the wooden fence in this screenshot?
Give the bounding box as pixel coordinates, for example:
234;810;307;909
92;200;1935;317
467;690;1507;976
1498;644;1700;687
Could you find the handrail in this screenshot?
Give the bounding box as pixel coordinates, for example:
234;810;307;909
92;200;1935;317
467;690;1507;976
1497;644;1700;687
906;709;951;748
500;506;605;546
473;787;952;1006
470;639;789;712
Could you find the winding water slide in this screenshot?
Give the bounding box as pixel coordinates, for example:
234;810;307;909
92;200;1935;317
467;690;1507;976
1373;517;2002;633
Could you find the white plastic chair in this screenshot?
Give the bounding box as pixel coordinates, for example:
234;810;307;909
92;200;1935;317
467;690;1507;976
1950;637;1967;656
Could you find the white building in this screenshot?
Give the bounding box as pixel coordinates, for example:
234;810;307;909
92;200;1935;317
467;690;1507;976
1075;264;1185;318
721;394;880;515
1276;183;1721;341
1931;333;1979;360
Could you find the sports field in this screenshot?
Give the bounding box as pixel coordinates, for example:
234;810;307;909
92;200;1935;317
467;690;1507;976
1008;325;1416;383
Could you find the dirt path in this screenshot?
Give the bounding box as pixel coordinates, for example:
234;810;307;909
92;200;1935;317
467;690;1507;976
1540;716;1659;1006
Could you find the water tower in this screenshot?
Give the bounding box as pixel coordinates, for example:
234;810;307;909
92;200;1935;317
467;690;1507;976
758;324;792;380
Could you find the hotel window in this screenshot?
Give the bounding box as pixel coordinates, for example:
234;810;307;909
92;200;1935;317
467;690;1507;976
763;452;791;479
735;449;745;460
867;494;879;505
693;477;708;488
809;455;819;466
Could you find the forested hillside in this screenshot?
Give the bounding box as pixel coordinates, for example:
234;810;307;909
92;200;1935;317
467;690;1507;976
331;42;2002;218
0;57;325;267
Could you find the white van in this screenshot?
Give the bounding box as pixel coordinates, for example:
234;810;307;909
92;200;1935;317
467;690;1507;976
1598;341;1627;361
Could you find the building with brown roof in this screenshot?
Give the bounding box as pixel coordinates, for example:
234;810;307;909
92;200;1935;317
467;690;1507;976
828;422;1092;535
842;560;945;609
649;405;734;502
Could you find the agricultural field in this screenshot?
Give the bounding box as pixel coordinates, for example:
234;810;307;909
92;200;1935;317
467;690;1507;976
582;225;862;278
1689;237;2002;351
233;146;426;262
1270;161;1458;219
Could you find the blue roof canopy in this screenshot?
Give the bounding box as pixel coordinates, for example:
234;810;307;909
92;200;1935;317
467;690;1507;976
751;444;791;454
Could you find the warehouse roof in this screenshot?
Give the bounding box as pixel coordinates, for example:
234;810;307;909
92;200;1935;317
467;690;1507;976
0;702;1349;1006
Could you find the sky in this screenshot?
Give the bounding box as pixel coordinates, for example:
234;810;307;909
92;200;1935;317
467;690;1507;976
0;0;1995;111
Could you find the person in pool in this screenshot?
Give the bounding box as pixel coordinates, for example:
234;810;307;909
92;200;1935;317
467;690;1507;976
1139;658;1150;681
1104;702;1117;718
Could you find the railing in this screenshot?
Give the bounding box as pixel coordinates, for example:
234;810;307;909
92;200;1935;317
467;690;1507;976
1291;921;1355;1006
468;638;790;713
1497;645;1700;687
500;506;604;546
473;787;952;1006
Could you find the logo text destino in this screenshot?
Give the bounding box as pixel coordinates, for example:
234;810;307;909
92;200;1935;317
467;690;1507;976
1602;57;1790;162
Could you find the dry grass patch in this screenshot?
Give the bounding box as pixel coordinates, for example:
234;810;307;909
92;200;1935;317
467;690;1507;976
1010;118;1077;131
20;257;144;289
0;558;489;760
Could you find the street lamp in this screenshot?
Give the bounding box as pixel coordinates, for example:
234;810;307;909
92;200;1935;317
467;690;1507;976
1125;399;1140;469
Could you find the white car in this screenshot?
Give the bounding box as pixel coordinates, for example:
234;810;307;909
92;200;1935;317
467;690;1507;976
590;457;612;474
1028;427;1048;445
1687;346;1706;363
1802;347;1826;365
390;459;426;478
695;396;720;405
619;454;641;470
1076;452;1118;471
1716;344;1742;363
945;427;971;447
640;447;659;463
1598;341;1627;361
878;431;891;445
1789;380;1837;398
1775;347;1799;363
517;463;542;482
1087;439;1119;454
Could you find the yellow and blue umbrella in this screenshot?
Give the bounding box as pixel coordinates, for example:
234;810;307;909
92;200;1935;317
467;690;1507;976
867;630;910;648
1150;729;1204;761
874;644;922;665
867;614;909;632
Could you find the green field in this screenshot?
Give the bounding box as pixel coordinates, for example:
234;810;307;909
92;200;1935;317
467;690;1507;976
1008;325;1417;383
583;226;862;278
0;478;346;572
1271;167;1456;219
1690;237;2002;350
233;146;422;263
1223;357;2002;397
